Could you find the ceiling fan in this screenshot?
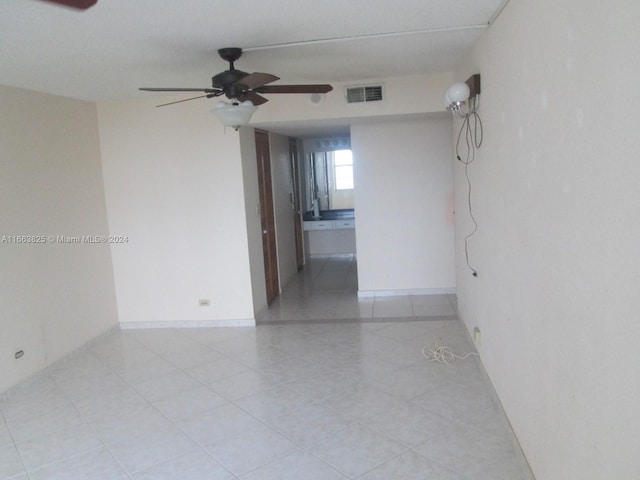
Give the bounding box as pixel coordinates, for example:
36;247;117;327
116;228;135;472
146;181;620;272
139;48;333;108
39;0;97;9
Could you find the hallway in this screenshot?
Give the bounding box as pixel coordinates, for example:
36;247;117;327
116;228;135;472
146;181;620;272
257;255;458;324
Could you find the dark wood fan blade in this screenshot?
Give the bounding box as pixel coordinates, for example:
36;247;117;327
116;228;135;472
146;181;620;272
257;84;333;94
42;0;98;9
140;87;220;93
236;73;280;90
239;92;269;106
156;95;212;108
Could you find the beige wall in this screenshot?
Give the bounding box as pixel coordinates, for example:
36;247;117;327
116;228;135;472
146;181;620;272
97;98;255;326
353;115;456;294
0;85;118;392
454;0;640;478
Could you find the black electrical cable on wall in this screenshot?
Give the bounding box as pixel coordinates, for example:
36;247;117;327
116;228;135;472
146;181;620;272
455;95;483;277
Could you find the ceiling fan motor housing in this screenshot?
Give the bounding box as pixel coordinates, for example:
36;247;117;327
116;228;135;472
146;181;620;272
211;70;248;90
226;83;250;100
212;48;248;92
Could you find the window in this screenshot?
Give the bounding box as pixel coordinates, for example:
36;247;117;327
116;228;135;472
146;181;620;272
333;149;354;190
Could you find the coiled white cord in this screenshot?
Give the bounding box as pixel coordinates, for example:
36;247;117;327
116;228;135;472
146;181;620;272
422;341;479;365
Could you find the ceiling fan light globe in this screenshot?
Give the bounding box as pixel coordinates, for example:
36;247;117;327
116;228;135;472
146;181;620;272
212;100;257;130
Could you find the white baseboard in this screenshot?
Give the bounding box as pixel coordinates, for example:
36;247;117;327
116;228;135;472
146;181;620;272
357;287;456;299
119;318;255;329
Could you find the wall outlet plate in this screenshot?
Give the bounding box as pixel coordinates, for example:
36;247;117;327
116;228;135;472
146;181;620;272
473;327;481;345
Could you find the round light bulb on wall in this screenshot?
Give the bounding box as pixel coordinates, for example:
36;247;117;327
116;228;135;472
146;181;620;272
447;82;470;103
443;91;452;109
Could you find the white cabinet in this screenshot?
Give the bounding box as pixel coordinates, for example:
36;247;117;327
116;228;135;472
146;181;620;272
303;220;355;231
333;219;355;229
310;221;334;230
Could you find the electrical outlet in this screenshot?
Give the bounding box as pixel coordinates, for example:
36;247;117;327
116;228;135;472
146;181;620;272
473;327;481;346
199;299;210;307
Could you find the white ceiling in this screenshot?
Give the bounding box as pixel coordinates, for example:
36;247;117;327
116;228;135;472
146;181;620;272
0;0;506;136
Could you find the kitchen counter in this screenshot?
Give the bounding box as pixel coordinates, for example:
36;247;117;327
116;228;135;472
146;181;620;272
303;208;355;221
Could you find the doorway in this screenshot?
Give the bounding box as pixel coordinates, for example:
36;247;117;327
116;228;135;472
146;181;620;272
255;130;279;304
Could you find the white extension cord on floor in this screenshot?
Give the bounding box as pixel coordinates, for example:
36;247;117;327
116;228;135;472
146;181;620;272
422;341;479;365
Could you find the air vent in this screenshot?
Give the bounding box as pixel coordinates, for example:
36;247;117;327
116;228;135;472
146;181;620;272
345;84;384;104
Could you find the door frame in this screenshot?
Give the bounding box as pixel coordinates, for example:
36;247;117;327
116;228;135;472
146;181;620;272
255;130;280;304
289;139;305;270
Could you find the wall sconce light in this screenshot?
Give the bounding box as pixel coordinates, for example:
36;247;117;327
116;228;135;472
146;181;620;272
211;100;257;130
444;74;481;117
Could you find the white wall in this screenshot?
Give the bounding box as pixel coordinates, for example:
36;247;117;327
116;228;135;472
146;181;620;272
352;115;456;294
454;1;640;478
94;71;456;327
252;72;453;126
97;98;255;325
0;85;118;392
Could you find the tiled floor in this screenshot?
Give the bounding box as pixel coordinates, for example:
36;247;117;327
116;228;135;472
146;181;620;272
257;255;458;323
0;256;534;479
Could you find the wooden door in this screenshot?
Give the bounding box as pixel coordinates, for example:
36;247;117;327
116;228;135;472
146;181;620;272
255;130;280;303
289;139;305;270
